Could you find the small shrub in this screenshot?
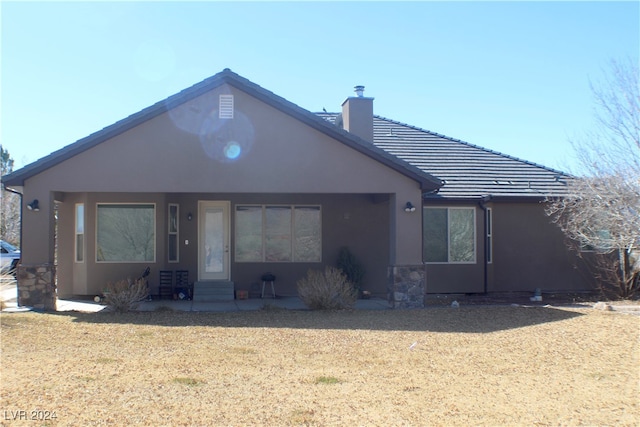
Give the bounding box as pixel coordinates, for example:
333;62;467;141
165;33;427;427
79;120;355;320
297;266;357;310
336;246;365;293
103;278;148;312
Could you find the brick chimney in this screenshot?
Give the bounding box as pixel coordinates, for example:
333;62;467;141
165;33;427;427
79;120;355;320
341;85;374;143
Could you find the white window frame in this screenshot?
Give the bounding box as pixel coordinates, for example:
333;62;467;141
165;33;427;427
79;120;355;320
486;207;492;264
423;206;476;264
235;204;322;263
96;203;156;263
168;203;179;263
75;203;84;263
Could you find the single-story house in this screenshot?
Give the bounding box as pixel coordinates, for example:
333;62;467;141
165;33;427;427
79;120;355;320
2;69;594;309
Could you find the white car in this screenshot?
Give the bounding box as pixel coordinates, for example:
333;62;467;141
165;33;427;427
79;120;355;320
0;240;20;275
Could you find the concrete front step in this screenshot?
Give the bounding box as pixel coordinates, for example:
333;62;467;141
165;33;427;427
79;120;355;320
193;280;235;302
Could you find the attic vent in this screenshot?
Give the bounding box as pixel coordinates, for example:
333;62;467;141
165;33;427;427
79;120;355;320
219;94;234;119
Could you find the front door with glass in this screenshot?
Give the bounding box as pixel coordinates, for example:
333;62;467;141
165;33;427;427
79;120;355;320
198;201;230;281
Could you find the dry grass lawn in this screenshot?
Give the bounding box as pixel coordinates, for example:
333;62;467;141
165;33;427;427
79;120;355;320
1;306;639;426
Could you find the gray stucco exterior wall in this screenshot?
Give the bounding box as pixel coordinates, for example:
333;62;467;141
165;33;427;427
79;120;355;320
18;84;425;300
423;200;595;294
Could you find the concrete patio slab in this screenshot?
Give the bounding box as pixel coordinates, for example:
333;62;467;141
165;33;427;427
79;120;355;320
2;277;391;313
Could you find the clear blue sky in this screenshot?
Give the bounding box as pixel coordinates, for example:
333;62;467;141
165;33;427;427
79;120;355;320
1;1;638;174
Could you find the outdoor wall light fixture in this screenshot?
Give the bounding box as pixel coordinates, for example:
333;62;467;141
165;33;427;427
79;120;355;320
404;201;416;212
27;199;40;212
187;212;193;221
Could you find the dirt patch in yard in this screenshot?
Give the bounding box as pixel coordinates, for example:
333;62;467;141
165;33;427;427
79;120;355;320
1;306;638;426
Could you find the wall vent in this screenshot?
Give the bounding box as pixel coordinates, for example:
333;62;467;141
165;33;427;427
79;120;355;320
219;94;234;119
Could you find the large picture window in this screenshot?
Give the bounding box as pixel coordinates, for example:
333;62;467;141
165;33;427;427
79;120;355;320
294;207;322;262
235;205;321;262
235;206;263;262
97;204;155;262
423;207;475;263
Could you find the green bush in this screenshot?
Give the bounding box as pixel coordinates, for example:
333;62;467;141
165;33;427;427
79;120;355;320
336;247;365;292
103;278;148;312
297;266;358;310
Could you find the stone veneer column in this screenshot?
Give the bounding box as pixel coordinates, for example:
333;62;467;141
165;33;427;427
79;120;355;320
387;265;425;309
17;264;57;311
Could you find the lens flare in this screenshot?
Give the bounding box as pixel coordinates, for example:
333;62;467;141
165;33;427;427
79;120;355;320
166;88;255;163
224;141;242;160
198;110;255;163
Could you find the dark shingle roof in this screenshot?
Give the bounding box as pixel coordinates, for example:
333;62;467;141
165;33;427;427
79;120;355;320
2;68;568;200
317;113;570;200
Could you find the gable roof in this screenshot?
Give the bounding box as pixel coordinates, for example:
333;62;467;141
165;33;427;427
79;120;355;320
1;69;442;191
318;113;571;200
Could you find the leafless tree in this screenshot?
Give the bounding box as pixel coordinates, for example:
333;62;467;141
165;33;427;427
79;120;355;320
1;146;21;246
546;58;640;299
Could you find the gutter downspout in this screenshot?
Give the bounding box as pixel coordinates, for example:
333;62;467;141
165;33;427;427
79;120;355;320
479;195;492;294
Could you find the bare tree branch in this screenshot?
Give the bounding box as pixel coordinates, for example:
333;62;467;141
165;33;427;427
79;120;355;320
1;146;20;246
547;57;640;299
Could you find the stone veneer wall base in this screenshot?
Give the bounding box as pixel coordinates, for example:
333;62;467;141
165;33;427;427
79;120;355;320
17;264;57;311
387;265;425;309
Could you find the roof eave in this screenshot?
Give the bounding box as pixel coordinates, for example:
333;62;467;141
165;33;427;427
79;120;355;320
2;69;443;191
423;193;554;203
2;71;239;187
